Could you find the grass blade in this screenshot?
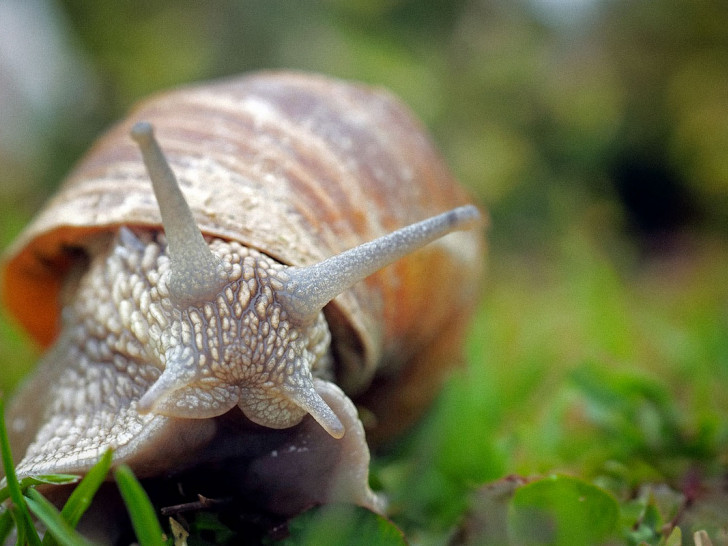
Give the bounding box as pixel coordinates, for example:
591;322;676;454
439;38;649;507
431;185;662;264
59;449;113;527
0;475;80;504
42;449;114;546
11;506;30;546
24;488;93;546
0;507;15;544
114;464;165;546
0;396;42;546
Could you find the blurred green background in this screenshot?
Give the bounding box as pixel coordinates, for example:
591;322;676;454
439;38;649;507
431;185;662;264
1;0;727;542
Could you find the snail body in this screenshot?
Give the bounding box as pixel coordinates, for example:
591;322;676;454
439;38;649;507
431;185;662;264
1;72;484;515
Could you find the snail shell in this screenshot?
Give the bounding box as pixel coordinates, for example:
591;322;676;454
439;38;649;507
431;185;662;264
1;72;484;514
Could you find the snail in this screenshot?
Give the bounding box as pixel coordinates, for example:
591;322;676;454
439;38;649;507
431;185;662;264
1;72;484;520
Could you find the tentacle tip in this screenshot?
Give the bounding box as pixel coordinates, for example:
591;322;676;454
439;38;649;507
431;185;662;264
451;204;481;227
130;121;154;143
136;374;176;415
324;417;346;440
135;395;155;415
306;397;346;439
287;384;346;439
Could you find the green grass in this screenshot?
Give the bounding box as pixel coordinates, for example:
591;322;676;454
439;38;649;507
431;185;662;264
113;465;166;546
367;226;728;544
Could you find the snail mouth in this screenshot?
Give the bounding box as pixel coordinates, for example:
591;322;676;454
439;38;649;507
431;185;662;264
137;371;345;439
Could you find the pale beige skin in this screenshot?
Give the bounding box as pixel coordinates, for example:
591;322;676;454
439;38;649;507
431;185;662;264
8;123;479;512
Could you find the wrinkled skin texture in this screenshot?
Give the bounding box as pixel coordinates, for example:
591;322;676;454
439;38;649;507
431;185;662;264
5;230;382;518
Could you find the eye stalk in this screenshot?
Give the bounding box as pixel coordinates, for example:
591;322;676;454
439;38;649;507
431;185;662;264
275;205;481;325
131;121;227;307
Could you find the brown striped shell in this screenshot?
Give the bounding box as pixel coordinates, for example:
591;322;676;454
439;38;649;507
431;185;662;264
2;72;484;445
